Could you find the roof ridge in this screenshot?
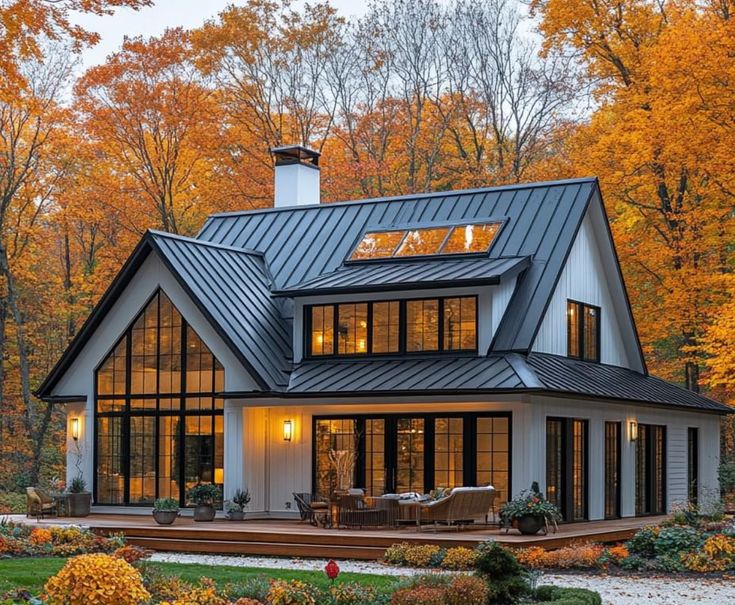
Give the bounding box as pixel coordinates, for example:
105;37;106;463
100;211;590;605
202;177;600;221
148;229;265;257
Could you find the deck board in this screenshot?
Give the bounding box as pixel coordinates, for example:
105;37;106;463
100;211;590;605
13;514;665;560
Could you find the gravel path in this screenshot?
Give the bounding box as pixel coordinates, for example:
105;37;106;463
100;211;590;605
149;553;735;605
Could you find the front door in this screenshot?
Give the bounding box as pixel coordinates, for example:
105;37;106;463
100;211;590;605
546;417;588;522
393;417;426;494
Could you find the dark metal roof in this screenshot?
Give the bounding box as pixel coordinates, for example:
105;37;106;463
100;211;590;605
149;232;292;389
284;352;731;413
36;231;292;398
525;353;731;413
273;256;530;296
197;178;600;356
288;355;525;394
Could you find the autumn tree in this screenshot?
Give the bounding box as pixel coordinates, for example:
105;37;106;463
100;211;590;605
532;0;735;393
0;0;151;99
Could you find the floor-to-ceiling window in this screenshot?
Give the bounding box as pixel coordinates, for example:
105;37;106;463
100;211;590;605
312;413;510;500
635;424;666;515
546;417;588;522
688;427;699;505
95;290;224;506
604;422;621;519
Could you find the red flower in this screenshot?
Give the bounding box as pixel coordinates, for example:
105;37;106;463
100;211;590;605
325;559;340;581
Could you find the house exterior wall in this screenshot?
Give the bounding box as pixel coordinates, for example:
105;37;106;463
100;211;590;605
532;198;644;372
232;395;720;520
49;254;260;491
292;282;515;363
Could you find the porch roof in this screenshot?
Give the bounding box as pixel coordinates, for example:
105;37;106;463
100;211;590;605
284;353;732;413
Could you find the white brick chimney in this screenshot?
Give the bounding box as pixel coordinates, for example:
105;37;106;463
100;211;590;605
271;145;321;208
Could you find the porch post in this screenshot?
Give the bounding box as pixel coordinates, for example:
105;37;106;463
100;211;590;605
223;400;245;502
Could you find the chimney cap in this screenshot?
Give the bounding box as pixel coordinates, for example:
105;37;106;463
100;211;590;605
270;145;320;168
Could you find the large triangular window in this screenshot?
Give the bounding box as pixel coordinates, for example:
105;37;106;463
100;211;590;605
95;290;224;506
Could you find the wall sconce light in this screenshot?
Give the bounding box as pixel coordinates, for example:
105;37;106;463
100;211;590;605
629;420;638;442
283;420;293;442
214;467;224;485
71;417;80;441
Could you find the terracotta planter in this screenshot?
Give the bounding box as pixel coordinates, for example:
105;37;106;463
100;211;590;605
227;510;245;521
514;514;545;535
67;492;91;517
152;510;178;525
193;503;216;522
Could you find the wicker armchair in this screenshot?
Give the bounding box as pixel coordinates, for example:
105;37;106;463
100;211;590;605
26;487;57;520
417;486;496;532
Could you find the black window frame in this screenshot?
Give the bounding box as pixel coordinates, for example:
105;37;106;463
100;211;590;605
311;411;511;500
93;288;224;508
604;421;622;519
688;427;699;505
635;423;667;516
567;299;601;363
305;295;478;359
546;416;589;522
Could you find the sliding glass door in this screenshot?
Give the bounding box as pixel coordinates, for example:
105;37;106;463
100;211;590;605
636;424;666;515
312;412;511;500
546;417;588;522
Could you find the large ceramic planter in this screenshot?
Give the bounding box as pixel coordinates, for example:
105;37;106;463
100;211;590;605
226;510;245;521
193;503;216;522
68;492;91;517
514;514;545;535
153;510;178;525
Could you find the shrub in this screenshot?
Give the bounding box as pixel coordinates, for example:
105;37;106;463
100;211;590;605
267;579;320;605
159;577;229;605
384;543;412;565
681;534;735;572
390;585;446;605
0;492;26;514
113;544;151;564
626;526;659;557
535;585;602;605
653;526;703;557
440;546;477;570
474;541;529;605
233;600;264;605
404;544;443;568
226;576;271;603
44;553;150;605
328;582;378;605
29;527;52;545
445;575;489;605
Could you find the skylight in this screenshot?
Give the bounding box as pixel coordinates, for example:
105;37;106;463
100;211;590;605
349;221;501;261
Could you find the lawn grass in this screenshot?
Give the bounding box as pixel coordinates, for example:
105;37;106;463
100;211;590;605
0;556;399;595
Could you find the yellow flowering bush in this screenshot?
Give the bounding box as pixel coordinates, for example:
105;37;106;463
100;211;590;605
267;579;319;605
682;534;735;572
440;546;477;570
29;527;52;545
404;544;443;568
44;553;150;605
159;578;229;605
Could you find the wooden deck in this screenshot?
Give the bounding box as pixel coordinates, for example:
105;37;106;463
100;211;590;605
15;513;666;560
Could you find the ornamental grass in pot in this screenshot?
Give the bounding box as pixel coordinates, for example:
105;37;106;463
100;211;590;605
152;497;179;525
500;482;561;535
67;476;91;517
226;488;251;521
187;483;221;522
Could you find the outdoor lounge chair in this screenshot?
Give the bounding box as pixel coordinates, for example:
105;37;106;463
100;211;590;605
292;492;329;527
26;487;57;520
417;486;496;532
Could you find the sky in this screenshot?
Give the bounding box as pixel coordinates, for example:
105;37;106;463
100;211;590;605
74;0;372;69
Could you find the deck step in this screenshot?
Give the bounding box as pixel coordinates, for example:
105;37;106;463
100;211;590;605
125;536;388;560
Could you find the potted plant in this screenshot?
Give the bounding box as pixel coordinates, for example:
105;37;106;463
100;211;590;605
152;497;179;525
187;483;221;522
226;488;251;521
67;476;91;517
500;482;561;535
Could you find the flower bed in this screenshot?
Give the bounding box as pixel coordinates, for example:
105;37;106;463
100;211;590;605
0;521;123;558
382;515;735;574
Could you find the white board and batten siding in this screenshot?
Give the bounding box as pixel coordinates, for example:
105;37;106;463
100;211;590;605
532;200;643;372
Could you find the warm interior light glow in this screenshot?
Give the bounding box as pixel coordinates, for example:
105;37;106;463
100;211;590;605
214;467;224;484
283;419;293;442
629;420;638;442
357;339;366;352
71;417;80;441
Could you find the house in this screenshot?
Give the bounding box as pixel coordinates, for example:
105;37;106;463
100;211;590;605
37;145;730;523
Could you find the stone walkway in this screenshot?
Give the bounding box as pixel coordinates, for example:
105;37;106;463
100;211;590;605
149;553;735;605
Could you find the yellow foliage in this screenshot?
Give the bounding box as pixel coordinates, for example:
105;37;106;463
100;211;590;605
267;579;319;605
44;553;150;605
440;546;478;570
29;527;52;545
